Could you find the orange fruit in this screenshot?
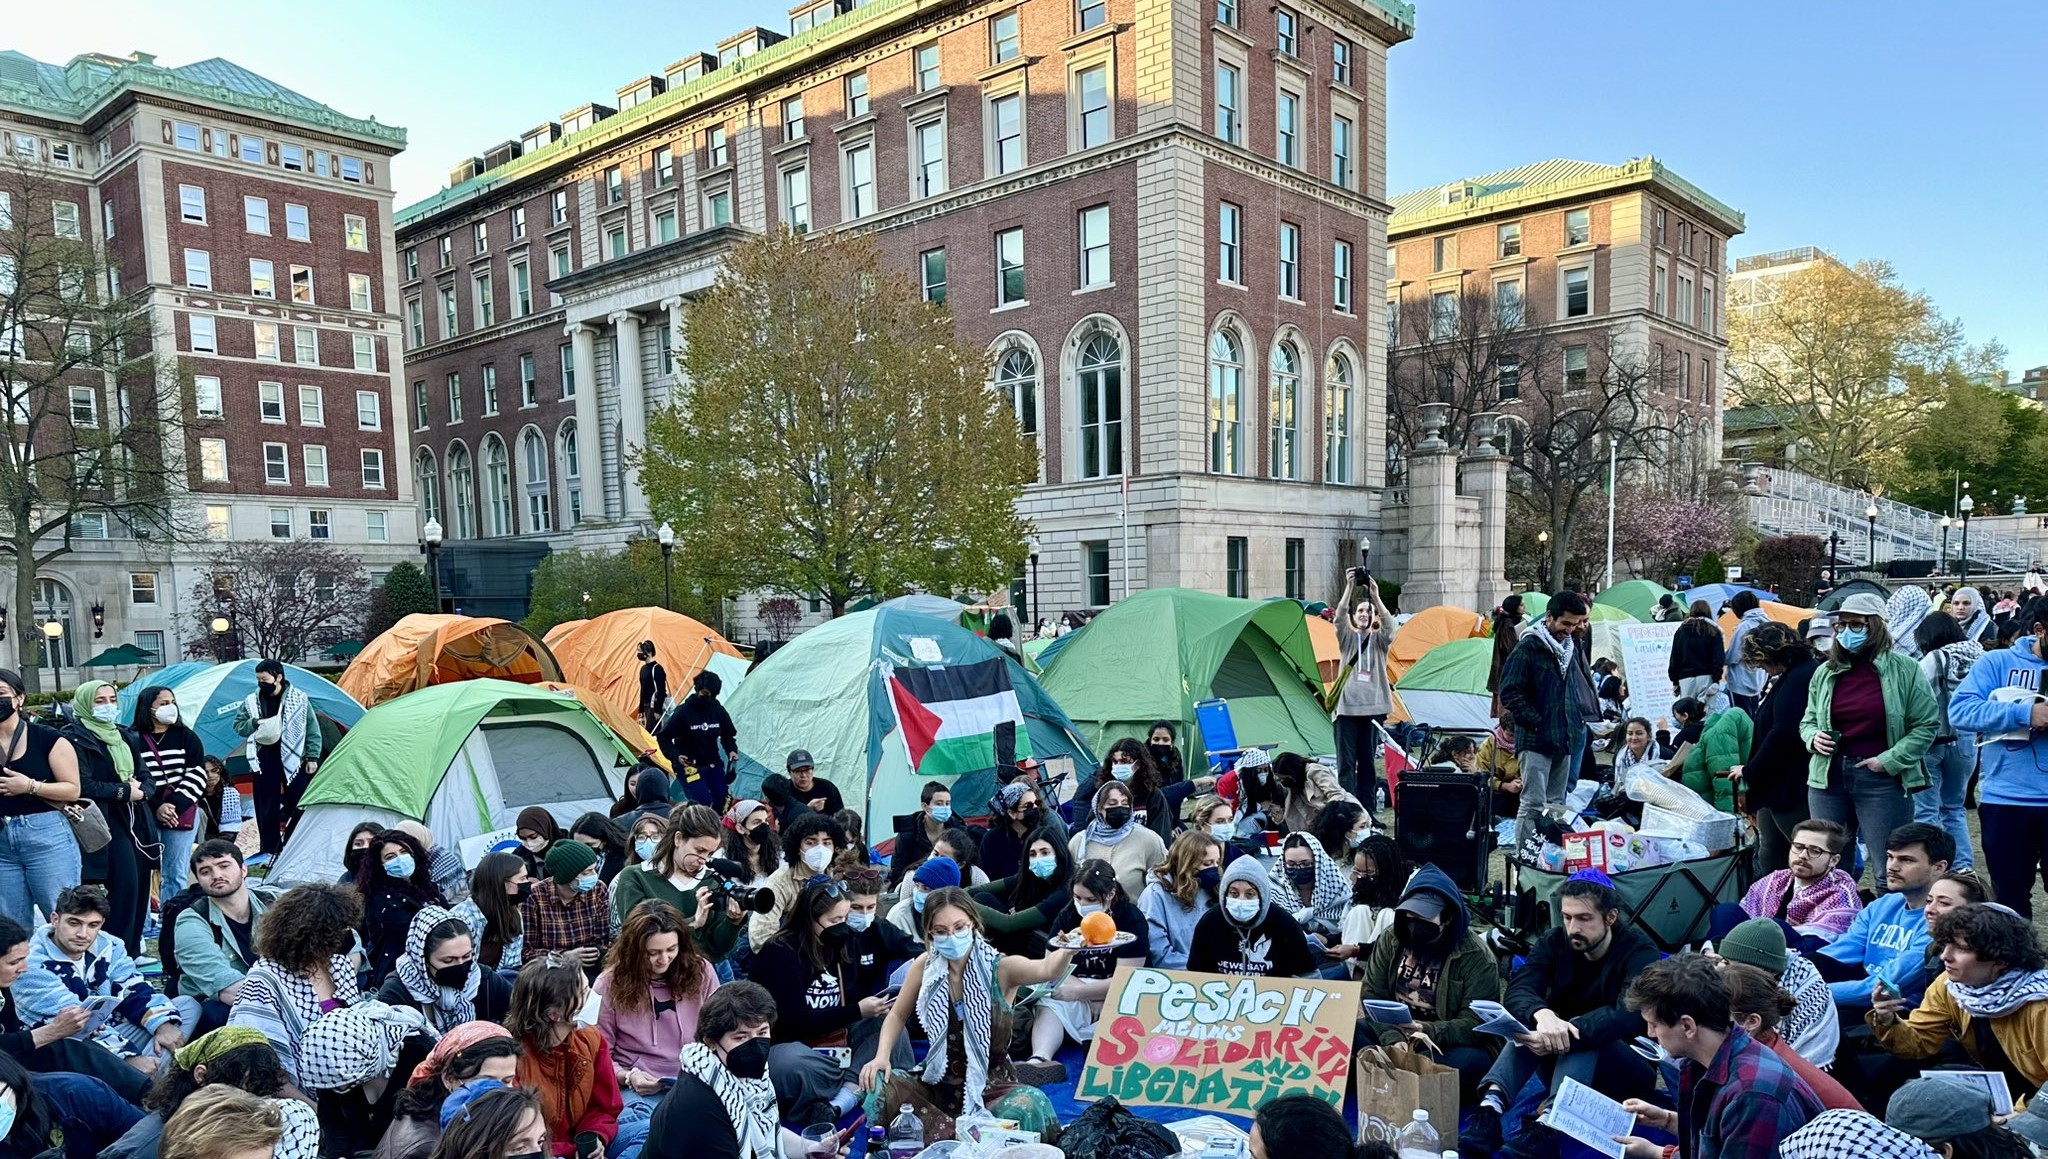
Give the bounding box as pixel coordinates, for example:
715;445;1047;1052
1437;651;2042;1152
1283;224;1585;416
1079;911;1117;945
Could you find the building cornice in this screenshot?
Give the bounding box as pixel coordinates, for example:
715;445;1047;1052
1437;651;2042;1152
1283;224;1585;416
1389;157;1743;239
0;55;404;148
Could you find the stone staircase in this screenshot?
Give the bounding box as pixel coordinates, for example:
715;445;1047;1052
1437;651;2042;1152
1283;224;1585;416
1740;466;2034;574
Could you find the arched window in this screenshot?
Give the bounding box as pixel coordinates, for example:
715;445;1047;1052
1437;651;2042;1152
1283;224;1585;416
447;444;476;539
1326;353;1353;484
1209;330;1245;474
522;430;553;533
994;348;1037;436
1075;331;1123;479
416;449;441;526
1269;342;1300;480
483;435;512;537
557;421;582;527
33;578;74;668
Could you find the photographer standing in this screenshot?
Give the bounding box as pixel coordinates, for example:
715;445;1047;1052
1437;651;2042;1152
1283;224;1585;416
1333;564;1395;807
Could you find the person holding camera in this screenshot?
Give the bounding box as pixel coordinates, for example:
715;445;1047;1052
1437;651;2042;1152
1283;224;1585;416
1333;565;1395;807
609;806;747;967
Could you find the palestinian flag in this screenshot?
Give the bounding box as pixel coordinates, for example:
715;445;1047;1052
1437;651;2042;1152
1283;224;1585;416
885;659;1033;777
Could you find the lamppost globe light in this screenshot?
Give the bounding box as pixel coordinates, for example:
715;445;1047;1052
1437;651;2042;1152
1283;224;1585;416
1960;494;1975;514
41;620;62;639
209;617;230;634
423;518;444;546
1865;504;1879;519
657;521;675;548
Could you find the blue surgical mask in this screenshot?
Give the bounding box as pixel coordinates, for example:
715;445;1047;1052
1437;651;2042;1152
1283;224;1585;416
1209;822;1235;844
1028;855;1057;880
1075;902;1105;918
383;854;415;879
91;704;120;724
634;838;659;862
929;805;953;823
574;871;601;893
933;930;975;961
1837;627;1869;651
1110;762;1135;782
912;889;928;913
845;911;873;933
1224;897;1260;923
0;1097;15;1140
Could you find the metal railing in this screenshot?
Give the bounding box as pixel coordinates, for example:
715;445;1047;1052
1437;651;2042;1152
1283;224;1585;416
1744;467;2035;573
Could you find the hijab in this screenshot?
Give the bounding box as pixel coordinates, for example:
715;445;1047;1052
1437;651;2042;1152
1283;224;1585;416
71;681;134;781
393;904;480;1032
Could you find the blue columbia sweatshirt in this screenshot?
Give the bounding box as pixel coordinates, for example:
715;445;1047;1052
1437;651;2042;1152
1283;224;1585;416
1946;635;2048;807
1817;891;1932;1009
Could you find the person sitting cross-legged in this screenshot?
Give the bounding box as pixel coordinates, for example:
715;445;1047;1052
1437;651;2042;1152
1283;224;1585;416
1357;863;1501;1099
167;840;279;1036
0;914;154;1104
1868;902;2048;1093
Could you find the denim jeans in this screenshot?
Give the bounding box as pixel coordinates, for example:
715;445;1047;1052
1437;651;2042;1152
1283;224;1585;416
1808;759;1914;893
0;810;81;928
1914;738;1975;871
159;819;202;906
32;1071;145;1159
610;1096;653;1159
1515;745;1575;842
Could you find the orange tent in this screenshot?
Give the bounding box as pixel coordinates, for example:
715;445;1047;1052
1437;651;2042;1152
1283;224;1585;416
1718;601;1813;645
339;614;564;707
548;607;746;723
538;681;671;772
1387;605;1489;683
543;619;587;651
1305;613;1340;689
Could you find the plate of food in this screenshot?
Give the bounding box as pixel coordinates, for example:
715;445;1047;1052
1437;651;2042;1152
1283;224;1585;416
1051;913;1139;954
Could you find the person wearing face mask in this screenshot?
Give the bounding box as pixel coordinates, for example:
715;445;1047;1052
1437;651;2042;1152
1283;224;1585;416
1335;834;1406;972
567;815;629;886
1946;595;2048;920
886;781;956;889
230;659;321;859
978;782;1057;882
594;902;718;1135
1264;752;1358;839
886;857;961;941
623;814;667;875
519;841;614;976
1189;794;1260;866
643;982;835;1159
967;832;1072;955
1069;741;1174;844
1801;593;1939;893
840;871;919;978
1358;864;1501;1098
359;829;449;982
505;959;625;1159
342;822;386;882
860;890;1077;1141
379;907;514;1033
62;680;157;958
1145;721;1187;786
636;642;669;734
1067;781;1166;903
1185;856;1316;980
1310;800;1370;863
752;879;913;1126
454;853;532;979
719;801;780;884
1018;859;1150;1085
1137;831;1222;970
127;685;208;907
746;814;848;953
1275;834;1350;971
514;809;565;881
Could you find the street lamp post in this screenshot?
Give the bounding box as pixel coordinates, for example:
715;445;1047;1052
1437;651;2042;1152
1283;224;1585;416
1865;503;1879;571
1959;492;1975;583
1939;516;1951;573
657;522;676;611
210;616;231;664
41;621;64;701
422;518;445;614
1827;530;1841;587
1536;529;1551;587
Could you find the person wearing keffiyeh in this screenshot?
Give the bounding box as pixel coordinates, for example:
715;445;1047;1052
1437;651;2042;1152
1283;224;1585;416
376;906;513;1033
1781;1110;1940;1159
1870;902;2048;1090
1496;591;1594;848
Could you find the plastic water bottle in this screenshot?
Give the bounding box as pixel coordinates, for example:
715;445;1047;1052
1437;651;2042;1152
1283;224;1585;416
866;1125;886;1159
886;1105;926;1159
1395;1109;1440;1159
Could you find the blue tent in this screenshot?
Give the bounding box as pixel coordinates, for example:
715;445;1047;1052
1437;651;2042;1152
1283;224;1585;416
1678;582;1778;610
117;660;364;762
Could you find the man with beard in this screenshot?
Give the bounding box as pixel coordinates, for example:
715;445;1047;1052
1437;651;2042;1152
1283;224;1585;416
1459;874;1659;1159
167;840;279;1033
1814;823;1950;1014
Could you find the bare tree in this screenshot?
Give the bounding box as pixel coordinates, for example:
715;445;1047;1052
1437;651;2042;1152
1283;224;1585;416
182;540;370;663
1;155;195;690
1386;285;1535;454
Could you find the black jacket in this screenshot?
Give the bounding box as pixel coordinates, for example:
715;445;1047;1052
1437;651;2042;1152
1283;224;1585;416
373;967;514;1026
1185;856;1316;979
360;882;442;982
638;660;668;715
654;695;736;770
62;724;158;881
888;815;941;888
1746;658;1819;812
1668;619;1728;684
759;773;844;827
1504;922;1658;1048
643;1074;739;1159
748;935;890;1046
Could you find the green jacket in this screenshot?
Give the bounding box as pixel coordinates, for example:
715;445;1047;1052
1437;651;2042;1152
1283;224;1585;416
1798;650;1938;793
1680;709;1751;813
608;864;742;962
1358;930;1502;1053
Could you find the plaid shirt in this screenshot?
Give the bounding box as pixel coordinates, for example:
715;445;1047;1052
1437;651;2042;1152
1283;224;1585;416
1677;1028;1824;1159
520;878;617;965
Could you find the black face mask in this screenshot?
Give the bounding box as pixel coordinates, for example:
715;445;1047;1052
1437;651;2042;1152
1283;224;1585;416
514;881;535;901
1019;807;1044;829
0;700;16;724
1352;878;1378;907
1148;743;1175;761
822;922;854;944
1285;865;1316;888
431;962;471;988
344;847;366;875
747;825;771;843
1398;913;1444;947
1102;807;1133;829
1196;867;1221;894
724;1037;772;1079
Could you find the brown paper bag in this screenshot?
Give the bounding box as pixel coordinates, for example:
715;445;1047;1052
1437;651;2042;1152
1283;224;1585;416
1354;1046;1461;1144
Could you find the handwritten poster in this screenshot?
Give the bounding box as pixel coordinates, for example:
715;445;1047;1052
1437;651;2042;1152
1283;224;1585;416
1078;968;1361;1111
1615;622;1682;729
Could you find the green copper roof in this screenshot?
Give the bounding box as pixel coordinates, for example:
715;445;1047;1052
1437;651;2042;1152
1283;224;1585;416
1389;156;1743;235
0;49;403;147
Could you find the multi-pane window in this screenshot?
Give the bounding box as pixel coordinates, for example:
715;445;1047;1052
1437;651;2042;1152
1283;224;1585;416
52;202;81;239
1078;205;1111;288
1218;202;1242;283
606;226;627;259
189;315;216;353
1677;271;1695;325
184;249;212;289
1077;0;1107;30
1209;330;1245;473
131;573;158;605
194;376;224;418
511;206;526;239
344;215;368;251
1433;235;1456;272
263;443;289;484
1333;38;1353;85
913;119;947;198
1226;537;1248;597
1331;115;1353;186
367;511;388;542
1215;64;1242;144
473;222;489;253
349;273;372;312
239;135;263;164
1564;267;1590;317
303;445;328;487
356;389;381;429
286;203;310;241
270;508;292;539
447;373;464;422
440;287;458;338
1430;290;1458;338
290;265;313;303
1278;222;1301;299
921;249;947;304
179;184;206;222
1077;65;1111;148
782;166;811;232
995;348;1037;435
1270;343;1300;479
249;259;274;298
199;439;228;482
244;196;270;234
1496;279;1524;329
438;236;452;267
706;126;728;167
481;364;499;415
1284;539;1306;600
474;273;494;327
1276;91;1300;167
69;385;98;427
1565;208;1590;246
294;327;318;365
996;228;1026;306
1274;7;1299;55
1076;332;1123;478
653;145;674;186
560;343;576;397
915;44;941;91
1326;354;1353;483
783;96;806;140
520;354;538;406
552;246;572;279
309;510;332;540
413;381;428;428
991;93;1024;174
512;262;532;315
1086;542;1111;606
353;335;375;371
406;299;425;347
991;10;1021;62
1217;0;1238;25
844;145;875;217
1564;345;1589;390
846;71;870;117
1332;240;1353;312
550;190;569;224
604;166;624;204
255;323;281;361
1497;356;1521;401
1497;221;1523;259
298;384;324;426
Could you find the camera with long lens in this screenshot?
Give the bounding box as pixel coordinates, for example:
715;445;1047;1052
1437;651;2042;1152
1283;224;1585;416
706;857;778;915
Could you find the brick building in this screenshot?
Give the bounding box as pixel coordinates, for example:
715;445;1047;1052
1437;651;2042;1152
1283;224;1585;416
0;49;411;674
395;0;1413;634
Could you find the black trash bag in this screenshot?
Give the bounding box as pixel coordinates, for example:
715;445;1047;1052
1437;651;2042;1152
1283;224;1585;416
1058;1096;1182;1159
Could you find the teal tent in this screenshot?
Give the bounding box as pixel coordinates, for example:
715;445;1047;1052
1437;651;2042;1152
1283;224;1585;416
1596;579;1678;623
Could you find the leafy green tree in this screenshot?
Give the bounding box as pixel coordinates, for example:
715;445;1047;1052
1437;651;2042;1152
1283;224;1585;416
636;230;1037;617
363;561;438;640
1878;383;2048;513
1693;551;1727;585
522;540;698;636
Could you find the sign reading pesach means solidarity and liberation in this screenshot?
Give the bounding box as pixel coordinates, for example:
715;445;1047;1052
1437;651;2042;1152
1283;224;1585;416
1078;968;1362;1111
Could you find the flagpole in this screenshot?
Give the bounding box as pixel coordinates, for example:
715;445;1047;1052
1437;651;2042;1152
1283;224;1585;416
1120;472;1131;600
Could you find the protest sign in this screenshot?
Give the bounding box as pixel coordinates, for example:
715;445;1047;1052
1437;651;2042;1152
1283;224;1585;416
1616;621;1681;728
1077;967;1361;1112
460;826;520;868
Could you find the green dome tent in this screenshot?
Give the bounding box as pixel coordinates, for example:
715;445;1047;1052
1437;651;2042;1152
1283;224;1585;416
1595;579;1678;623
267;679;639;884
1036;588;1333;774
724;609;1095;833
1392;637;1495;732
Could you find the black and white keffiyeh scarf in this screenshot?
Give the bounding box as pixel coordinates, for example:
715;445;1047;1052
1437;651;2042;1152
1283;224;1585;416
1781;1110;1939;1159
1949;966;2048;1019
916;938;999;1113
678;1042;780;1159
393;904;480;1032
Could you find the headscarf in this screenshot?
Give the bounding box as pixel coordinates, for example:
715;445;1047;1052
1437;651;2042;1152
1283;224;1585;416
677;1041;780;1159
1885;587;1933;658
1951;587;1994;645
410;1020;511;1085
172;1025;268;1072
393;904;480;1032
516;806;561;844
1082;780;1138;848
71;681;134;780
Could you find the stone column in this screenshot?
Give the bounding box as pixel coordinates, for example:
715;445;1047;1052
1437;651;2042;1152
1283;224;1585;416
1398;403;1461;611
566;321;602;524
661;296;687;405
610;310;650;520
1464;411;1510;613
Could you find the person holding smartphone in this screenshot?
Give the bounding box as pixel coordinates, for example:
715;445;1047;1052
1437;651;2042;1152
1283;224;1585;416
1332;563;1395;807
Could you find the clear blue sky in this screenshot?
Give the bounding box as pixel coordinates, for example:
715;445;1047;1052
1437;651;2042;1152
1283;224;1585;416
14;0;2042;369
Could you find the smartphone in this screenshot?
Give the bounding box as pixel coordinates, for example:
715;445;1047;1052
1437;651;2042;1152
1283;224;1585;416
837;1115;868;1148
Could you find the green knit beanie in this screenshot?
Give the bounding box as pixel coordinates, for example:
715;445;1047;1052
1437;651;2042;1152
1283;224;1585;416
543;839;598;886
1719;918;1788;975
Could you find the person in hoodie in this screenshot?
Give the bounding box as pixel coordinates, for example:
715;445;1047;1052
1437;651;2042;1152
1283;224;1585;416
1912;612;1983;872
1185;856;1316;980
18;885;197;1077
1724;590;1773;714
1459;873;1659;1159
1357;864;1501;1096
1945;594;2048;919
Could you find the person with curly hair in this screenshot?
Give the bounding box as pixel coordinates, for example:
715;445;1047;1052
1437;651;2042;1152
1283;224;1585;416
105;1026;320;1159
1870;903;2048;1089
225;883;364;1088
1069;739;1173;844
357;829;448;982
595;902;717;1131
745;813;847;952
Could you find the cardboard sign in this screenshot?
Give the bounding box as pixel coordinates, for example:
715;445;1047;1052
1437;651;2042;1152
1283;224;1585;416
1077;967;1361;1112
459;827;521;869
1615;622;1682;729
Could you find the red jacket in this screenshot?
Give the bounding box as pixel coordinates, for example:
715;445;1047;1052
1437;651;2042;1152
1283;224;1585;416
520;1026;623;1156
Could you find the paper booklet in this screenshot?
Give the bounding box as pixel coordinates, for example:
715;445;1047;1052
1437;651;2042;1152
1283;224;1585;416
1470;1000;1532;1037
1539;1077;1635;1159
1362;999;1416;1025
